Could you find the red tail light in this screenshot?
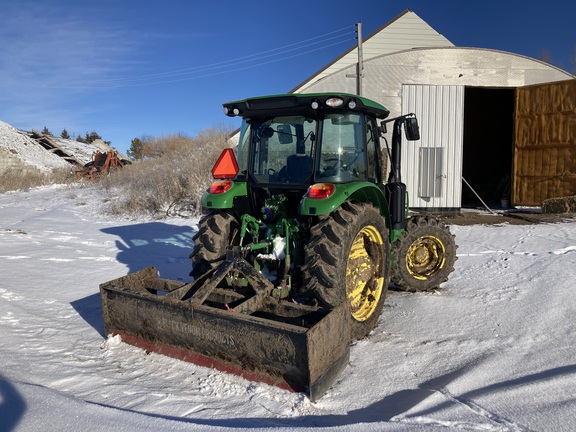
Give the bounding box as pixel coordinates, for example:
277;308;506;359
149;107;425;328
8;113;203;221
308;183;335;199
209;180;232;194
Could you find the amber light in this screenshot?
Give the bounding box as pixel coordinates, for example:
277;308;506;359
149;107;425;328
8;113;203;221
209;180;233;194
308;183;335;199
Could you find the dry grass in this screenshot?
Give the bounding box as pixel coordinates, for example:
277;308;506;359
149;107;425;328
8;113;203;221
0;167;75;193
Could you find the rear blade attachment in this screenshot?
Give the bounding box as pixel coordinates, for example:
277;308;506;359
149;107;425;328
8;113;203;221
100;255;350;401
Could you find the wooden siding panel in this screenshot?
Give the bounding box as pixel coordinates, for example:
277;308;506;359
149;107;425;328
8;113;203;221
514;80;576;205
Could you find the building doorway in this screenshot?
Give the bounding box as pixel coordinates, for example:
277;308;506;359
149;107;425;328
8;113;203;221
461;87;515;208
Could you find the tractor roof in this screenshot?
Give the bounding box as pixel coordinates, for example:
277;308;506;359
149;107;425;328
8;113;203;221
223;93;390;119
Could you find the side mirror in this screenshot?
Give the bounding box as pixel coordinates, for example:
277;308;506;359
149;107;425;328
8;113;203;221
277;124;294;144
257;126;274;139
378;121;387;136
404;117;420;141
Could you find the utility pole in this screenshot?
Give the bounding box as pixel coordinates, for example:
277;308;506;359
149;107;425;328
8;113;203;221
356;22;364;96
347;22;364;96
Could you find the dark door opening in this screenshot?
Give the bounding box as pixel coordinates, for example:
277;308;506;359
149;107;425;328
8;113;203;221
462;87;515;208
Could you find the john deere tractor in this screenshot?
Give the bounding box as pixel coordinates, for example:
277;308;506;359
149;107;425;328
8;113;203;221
100;93;457;400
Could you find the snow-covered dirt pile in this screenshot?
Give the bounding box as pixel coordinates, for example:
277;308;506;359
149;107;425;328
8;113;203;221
0;185;575;431
0;120;126;172
0;121;71;172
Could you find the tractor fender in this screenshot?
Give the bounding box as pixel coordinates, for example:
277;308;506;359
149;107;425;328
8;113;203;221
299;182;391;227
201;181;248;210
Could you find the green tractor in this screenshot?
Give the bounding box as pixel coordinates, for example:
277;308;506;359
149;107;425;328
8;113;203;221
100;93;457;401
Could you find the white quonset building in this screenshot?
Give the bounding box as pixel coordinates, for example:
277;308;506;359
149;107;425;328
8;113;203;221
292;9;576;210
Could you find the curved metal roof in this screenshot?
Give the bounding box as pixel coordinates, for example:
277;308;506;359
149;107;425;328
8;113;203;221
300;46;575;116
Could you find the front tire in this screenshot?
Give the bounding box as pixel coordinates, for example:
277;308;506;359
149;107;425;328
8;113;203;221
302;202;390;340
391;216;457;291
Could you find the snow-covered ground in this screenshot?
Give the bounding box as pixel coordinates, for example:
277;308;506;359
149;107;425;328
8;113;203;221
1;185;575;432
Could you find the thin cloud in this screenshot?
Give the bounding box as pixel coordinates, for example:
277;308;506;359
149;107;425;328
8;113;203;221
0;11;138;94
0;3;146;131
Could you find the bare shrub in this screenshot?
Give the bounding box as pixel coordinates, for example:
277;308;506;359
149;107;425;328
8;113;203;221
141;132;191;158
99;125;235;217
46;167;77;185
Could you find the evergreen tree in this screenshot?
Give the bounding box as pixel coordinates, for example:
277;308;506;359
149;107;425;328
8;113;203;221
74;131;111;145
85;131;102;143
60;129;70;139
127;137;144;160
41;126;53;136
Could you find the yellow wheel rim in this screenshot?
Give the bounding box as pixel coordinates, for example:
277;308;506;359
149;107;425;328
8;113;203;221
346;226;385;322
406;235;446;280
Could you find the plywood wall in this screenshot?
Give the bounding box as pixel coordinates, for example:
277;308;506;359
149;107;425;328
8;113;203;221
514;79;576;206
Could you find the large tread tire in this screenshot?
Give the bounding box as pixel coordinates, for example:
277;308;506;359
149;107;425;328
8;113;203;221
391;215;457;292
302;202;390;340
190;211;239;279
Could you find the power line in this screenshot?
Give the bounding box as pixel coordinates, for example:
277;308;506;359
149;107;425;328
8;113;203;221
114;24;354;82
108;39;355;88
58;25;354;89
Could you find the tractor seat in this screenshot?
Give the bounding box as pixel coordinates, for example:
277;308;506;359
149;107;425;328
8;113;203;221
286;154;312;183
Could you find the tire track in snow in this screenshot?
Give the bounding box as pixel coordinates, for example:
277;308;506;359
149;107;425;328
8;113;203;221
430;386;534;432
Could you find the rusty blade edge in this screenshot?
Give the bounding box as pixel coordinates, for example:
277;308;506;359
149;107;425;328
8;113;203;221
113;331;303;394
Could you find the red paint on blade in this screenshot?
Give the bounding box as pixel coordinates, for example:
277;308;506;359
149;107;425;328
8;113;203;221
115;332;302;393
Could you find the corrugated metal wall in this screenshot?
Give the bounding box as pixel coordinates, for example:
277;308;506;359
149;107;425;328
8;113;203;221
514;79;576;205
401;85;464;209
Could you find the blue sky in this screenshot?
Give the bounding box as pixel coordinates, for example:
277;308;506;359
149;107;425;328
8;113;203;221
1;0;574;154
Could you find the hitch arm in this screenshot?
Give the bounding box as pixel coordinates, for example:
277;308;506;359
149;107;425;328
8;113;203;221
165;246;275;312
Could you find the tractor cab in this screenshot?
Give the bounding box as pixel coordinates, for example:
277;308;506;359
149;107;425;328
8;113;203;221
211;93;391;217
232;106;384;187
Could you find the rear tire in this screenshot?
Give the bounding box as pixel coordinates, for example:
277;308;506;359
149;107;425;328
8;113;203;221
190;211;240;279
302;202;390;340
391;216;457;292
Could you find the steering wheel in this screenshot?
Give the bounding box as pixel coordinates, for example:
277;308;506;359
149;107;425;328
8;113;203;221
324;157;343;169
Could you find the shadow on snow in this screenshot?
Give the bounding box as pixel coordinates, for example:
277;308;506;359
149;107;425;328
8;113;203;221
0;374;26;432
71;221;196;337
82;359;576;429
100;222;195;280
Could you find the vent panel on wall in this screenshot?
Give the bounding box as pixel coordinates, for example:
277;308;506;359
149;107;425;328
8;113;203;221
418;147;444;198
